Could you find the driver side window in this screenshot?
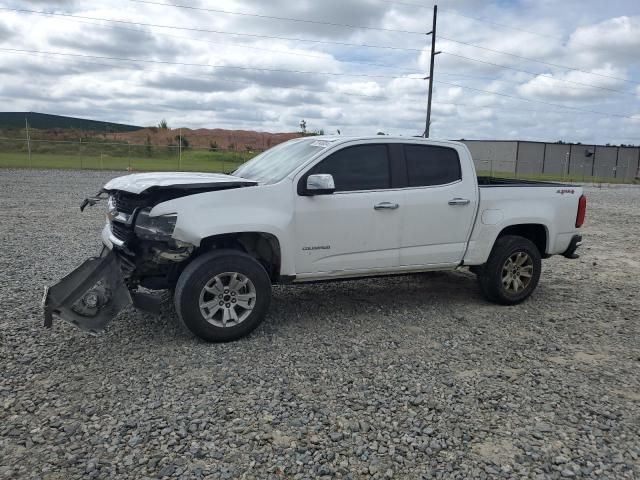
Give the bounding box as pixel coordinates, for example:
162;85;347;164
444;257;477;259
308;144;391;192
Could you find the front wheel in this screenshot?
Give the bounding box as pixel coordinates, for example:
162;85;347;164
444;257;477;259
477;235;542;305
174;250;271;342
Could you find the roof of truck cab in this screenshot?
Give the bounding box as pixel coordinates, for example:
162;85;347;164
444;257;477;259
306;135;465;148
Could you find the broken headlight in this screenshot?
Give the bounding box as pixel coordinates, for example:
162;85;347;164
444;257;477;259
134;208;177;241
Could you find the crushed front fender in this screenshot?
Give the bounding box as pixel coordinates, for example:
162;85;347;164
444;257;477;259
42;250;132;334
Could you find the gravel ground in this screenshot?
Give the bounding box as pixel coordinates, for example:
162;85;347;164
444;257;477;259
1;169;639;479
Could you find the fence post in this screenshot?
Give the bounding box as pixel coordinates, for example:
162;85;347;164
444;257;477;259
584;146;591;183
179;128;182;171
514;141;520;179
25;117;32;168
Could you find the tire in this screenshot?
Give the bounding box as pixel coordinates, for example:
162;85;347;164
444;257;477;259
477;235;542;305
174;249;271;342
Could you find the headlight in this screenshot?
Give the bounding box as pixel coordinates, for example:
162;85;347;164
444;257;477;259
134;208;177;240
106;196;118;222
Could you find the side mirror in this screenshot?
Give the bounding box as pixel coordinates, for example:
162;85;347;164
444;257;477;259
306;174;335;195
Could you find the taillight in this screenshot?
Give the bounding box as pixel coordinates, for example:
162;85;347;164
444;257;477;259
576;195;587;228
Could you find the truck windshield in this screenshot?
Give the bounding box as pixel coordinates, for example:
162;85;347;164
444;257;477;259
233;138;330;184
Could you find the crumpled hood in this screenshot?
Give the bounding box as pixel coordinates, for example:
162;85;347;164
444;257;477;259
103;172;257;195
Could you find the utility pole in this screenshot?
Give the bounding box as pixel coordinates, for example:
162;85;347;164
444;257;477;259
424;5;440;138
179;127;182;171
25;117;32;167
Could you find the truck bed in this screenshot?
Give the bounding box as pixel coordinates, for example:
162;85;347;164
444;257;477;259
477;176;572;187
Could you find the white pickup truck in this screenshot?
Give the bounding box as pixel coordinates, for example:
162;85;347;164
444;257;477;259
44;136;586;342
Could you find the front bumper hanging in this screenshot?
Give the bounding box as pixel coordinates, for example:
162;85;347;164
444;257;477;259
42;251;132;334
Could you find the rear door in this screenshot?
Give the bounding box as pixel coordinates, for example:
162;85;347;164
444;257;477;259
293;143;402;275
399;143;478;266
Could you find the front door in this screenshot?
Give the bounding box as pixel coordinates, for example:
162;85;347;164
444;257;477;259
294;144;402;276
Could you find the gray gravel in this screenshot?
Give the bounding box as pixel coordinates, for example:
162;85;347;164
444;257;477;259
1;169;639;479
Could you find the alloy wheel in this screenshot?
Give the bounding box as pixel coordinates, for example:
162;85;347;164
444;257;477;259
198;272;257;327
501;252;533;293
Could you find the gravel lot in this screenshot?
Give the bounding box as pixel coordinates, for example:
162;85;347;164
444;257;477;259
1;169;639;479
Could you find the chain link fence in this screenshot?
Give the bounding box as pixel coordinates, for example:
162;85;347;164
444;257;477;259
0;137;257;173
1;136;639;184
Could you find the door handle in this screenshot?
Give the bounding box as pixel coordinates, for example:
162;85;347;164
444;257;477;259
374;202;399;210
448;198;470;206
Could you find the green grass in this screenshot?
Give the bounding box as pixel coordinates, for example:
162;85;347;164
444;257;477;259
0;149;256;173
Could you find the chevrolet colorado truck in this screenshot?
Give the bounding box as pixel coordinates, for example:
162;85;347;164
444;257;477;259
43;136;586;342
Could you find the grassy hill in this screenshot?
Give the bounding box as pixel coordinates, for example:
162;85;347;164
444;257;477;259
0;112;143;133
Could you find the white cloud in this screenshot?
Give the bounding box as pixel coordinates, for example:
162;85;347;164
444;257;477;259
518;66;630;100
568;16;640;66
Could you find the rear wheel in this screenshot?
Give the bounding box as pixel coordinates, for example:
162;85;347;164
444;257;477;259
478;235;541;305
174;250;271;342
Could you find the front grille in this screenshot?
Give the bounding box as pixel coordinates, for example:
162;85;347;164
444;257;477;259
112;192;148;215
110;221;135;243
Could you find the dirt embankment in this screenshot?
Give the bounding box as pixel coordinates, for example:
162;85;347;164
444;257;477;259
5;127;302;150
111;128;302;150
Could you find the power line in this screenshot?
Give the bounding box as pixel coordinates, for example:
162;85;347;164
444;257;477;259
42;15;422;75
9;3;634;93
436;72;607;93
434;79;637;119
2;49;634;123
0;47;426;81
441;52;637;95
130;0;426;35
444;11;571;42
0;7;425;53
379;0;434;8
379;1;639;87
11;4;636;91
4;52;396;100
2;8;637;123
438;35;640;86
379;1;583;45
0;49;602;117
24;1;629;94
1;49;397;101
440;9;606;52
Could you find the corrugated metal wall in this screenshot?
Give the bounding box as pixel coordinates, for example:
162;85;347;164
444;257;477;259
617;148;640;181
516;142;545;175
463;141;517;174
460;140;639;181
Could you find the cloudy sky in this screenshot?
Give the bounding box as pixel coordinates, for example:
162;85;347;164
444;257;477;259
1;0;639;143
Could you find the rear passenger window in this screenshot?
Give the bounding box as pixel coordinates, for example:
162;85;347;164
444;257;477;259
404;145;461;187
309;144;390;192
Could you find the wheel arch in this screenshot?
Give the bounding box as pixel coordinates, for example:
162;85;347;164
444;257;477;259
198;231;282;282
496;223;549;256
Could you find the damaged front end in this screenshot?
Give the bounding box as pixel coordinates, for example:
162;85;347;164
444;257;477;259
42;250;133;334
43;172;257;335
43;192;191;334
